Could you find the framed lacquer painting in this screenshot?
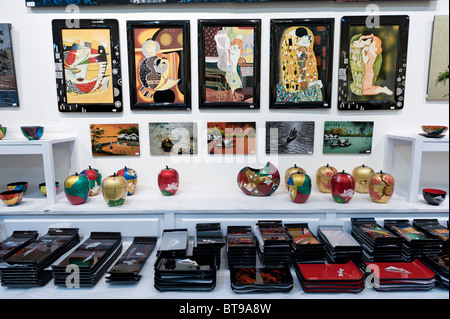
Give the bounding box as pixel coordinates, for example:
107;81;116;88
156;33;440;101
270;19;334;109
52;19;122;112
0;23;19;107
127;20;191;110
198;19;261;109
338;15;409;111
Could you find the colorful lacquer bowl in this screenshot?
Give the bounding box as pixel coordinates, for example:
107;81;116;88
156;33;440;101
0;190;24;206
0;127;6;140
6;181;28;194
39;182;60;196
421;125;448;136
423;188;447;205
21;126;44;140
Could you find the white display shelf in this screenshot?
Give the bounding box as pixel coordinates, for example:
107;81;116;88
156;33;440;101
384;134;449;203
0;237;448;300
0;182;448;216
0;135;78;206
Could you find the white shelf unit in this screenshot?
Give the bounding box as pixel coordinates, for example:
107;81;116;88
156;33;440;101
384;134;449;203
0;136;78;206
0;236;448;300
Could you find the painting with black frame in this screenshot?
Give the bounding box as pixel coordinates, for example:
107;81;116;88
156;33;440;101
127;20;191;111
270;18;334;109
52;19;122;113
338;15;409;111
198;19;261;110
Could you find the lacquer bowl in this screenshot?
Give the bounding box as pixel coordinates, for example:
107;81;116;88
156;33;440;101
421;125;448;136
0;190;24;206
6;181;28;194
0;127;6;140
237;162;280;196
423;188;447;205
21;126;44;140
39;182;60;196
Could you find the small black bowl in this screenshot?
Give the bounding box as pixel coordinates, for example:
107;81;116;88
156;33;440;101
423;188;447;206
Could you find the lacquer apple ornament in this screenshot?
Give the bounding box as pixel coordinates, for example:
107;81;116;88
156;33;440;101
80;166;102;196
158;166;179;196
316;164;338;193
116;166;137;196
368;171;395;203
64;172;90;205
352;164;374;194
284;164;306;189
331;170;355;204
102;173;127;207
287;171;312;204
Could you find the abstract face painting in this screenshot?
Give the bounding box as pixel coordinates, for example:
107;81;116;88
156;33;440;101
62;29;114;105
199;20;260;109
128;21;190;110
52;19;122;112
270;19;334;109
338;16;409;111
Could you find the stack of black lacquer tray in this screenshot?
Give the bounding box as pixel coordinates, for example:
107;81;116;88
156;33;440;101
255;221;292;266
52;232;122;287
0;231;38;263
318;225;363;266
226;226;257;268
192;223;225;269
154;254;217;292
294;261;365;293
106;237;157;284
413;219;449;255
420;254;449;289
156;229;189;258
0;228;80;287
285;223;326;264
384;220;442;261
230;265;293;293
351;218;404;263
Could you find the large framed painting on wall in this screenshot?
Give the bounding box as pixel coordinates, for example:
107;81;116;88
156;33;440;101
198;19;261;109
0;23;19;107
338;15;410;111
52;19;122;112
269;19;334;109
426;15;449;101
127;20;191;111
26;0;337;7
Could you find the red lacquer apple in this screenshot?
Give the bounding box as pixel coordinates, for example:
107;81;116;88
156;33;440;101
158;166;179;196
330;170;355;204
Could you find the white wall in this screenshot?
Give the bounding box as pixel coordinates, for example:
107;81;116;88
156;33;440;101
0;0;449;193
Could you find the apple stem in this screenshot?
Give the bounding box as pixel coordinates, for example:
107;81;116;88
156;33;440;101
166;165;169;170
294;164;297;168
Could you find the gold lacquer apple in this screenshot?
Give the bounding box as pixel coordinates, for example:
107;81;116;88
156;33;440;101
316;164;338;193
368;171;395;204
352;164;374;194
102;173;127;207
284;164;306;189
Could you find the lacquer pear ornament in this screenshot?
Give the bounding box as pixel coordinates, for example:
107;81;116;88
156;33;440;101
352;164;374;194
287;171;312;204
64;172;90;205
158;166;179;196
368;171;395;204
102;173;127;207
284;164;306;189
330;170;355;204
237;162;280;196
316;164;338;193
